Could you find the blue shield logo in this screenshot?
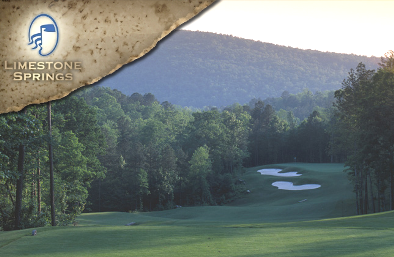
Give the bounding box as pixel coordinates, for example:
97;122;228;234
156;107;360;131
28;14;59;56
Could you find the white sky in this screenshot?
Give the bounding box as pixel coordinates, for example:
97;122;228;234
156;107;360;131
180;0;394;57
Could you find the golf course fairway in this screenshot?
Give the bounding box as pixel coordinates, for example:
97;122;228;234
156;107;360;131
2;163;394;256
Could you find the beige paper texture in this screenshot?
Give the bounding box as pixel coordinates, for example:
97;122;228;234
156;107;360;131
0;0;216;114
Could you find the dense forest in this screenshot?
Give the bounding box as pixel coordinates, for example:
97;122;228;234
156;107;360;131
332;51;394;215
98;30;379;108
0;83;334;230
1;51;393;231
252;89;335;121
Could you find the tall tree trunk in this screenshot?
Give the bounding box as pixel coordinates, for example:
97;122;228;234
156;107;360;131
382;190;387;212
14;143;25;229
330;132;334;163
31;172;35;200
254;137;259;166
368;171;375;213
98;179;101;212
37;153;41;214
14;109;27;230
377;177;384;212
390;153;394;210
35;113;42;214
48;102;56;226
355;167;360;215
359;166;364;214
31;172;35;216
179;178;183;206
364;168;368;214
377;177;385;212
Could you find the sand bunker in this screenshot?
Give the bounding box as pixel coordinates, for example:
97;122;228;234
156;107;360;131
257;169;301;177
272;181;321;191
257;168;321;190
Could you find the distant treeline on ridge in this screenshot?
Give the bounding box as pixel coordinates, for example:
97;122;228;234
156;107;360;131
96;30;379;108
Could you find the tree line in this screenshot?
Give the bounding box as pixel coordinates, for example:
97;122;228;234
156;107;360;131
1;50;392;230
0;98;105;230
331;51;394;215
0;85;335;230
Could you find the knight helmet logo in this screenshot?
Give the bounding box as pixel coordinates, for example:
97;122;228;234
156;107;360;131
28;14;59;57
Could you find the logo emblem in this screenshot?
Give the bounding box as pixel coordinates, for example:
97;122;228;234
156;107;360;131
28;14;59;56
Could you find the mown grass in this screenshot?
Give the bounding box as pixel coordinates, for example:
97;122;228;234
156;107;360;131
2;163;393;256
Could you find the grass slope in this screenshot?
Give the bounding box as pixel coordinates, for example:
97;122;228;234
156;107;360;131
2;163;393;257
232;163;356;220
135;163;356;223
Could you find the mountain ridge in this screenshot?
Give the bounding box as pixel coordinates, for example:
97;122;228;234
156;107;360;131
95;30;380;108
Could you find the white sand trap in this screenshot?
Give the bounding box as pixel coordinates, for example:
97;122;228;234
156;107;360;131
257;169;301;177
272;181;321;190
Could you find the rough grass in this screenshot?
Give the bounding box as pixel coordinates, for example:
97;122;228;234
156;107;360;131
2;163;393;256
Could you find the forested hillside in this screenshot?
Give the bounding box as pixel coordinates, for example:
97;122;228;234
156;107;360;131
97;30;379;108
1;50;393;231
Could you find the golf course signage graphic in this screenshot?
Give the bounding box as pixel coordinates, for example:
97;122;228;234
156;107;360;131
28;14;59;57
0;0;216;114
3;13;82;81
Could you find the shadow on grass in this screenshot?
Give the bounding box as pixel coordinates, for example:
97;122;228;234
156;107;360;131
3;217;394;257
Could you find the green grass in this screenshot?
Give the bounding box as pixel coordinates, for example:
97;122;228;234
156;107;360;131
2;163;394;256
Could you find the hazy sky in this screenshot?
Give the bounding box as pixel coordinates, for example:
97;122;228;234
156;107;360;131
180;0;394;57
